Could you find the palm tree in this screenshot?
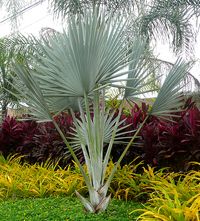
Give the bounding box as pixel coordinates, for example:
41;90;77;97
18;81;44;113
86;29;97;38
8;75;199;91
1;0;199;91
0;34;38;120
138;0;200;55
13;10;191;213
1;0;199;54
0;37;21;119
48;0;200;54
48;0;200;88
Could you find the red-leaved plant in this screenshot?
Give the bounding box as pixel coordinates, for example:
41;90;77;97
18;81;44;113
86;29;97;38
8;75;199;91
1;99;200;171
0;113;78;166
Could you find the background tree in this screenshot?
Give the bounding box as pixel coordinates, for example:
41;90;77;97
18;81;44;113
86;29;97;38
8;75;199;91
0;38;19;119
48;0;200;55
0;35;38;120
0;0;199;88
1;0;199;54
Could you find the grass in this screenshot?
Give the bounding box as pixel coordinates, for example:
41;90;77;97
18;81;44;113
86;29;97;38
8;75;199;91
0;196;143;221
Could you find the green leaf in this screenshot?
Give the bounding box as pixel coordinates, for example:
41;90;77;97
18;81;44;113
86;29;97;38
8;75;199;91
123;38;156;98
149;59;191;119
31;11;130;100
13;64;52;122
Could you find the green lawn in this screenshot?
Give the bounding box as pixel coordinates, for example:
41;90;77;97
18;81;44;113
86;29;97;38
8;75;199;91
0;197;143;221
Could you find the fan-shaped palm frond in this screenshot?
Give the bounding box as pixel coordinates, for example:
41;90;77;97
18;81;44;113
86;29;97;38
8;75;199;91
49;0;200;55
13;64;52;121
29;11;133;102
149;59;191;119
122;38;159;98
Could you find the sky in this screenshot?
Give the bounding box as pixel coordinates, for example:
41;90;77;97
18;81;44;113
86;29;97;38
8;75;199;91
0;0;199;81
0;1;62;36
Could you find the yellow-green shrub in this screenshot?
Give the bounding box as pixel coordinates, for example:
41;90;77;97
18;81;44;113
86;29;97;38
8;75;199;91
134;191;200;220
131;163;200;220
0;155;143;200
106;159;143;200
0;155;86;199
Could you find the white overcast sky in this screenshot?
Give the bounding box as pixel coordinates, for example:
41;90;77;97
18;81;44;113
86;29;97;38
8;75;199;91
0;0;199;80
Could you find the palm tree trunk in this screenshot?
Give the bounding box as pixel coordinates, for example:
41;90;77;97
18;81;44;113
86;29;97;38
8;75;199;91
1;100;8;120
1;66;8;120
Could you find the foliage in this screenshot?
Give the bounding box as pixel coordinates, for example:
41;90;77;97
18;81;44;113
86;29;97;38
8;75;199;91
0;114;77;166
135;194;200;220
0;155;86;199
1;98;200;172
132;163;200;220
0;116;37;157
48;0;135;17
108;98;200;171
0;155;200;220
107;159;143;201
49;0;200;55
0;35;39;120
0;155;200;221
2;0;200;55
0;155;199;203
18;112;77;165
139;99;200;170
0;155;142;201
137;164;199;201
0;38;19;119
138;0;200;54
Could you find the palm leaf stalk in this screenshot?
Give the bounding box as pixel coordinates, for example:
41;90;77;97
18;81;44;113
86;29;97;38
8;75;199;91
70;90;127;212
12;10;190;213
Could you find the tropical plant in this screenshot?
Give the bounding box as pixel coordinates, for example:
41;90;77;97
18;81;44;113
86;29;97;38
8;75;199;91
0;155;86;199
137;99;200;170
134;192;200;220
49;0;200;91
19;112;81;166
132;167;200;221
12;10;191;213
0;116;37;157
49;0;200;55
108;97;200;170
0;35;39;120
2;0;200;60
0;38;19;119
0;154;141;200
0;114;77;166
1;154;200;210
107;159;143;201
